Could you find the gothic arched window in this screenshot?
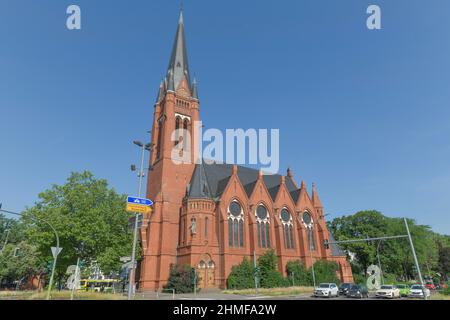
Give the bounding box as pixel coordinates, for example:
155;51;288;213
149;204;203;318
183;119;189;151
228;200;244;248
302;211;316;251
175;117;181;146
156;116;164;159
256;205;270;248
281;208;294;249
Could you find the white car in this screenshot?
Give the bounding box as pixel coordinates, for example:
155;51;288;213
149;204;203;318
409;284;431;299
376;285;400;299
314;283;339;298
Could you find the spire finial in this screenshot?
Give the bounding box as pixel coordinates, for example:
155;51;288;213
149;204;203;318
179;1;184;24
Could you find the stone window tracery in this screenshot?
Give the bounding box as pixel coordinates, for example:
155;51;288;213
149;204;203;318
256;204;270;248
281;208;294;249
302;211;316;251
228;200;244;248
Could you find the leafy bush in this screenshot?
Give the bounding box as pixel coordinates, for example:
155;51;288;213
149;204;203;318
442;286;450;296
313;260;341;285
227;257;255;290
382;273;398;285
258;250;286;288
353;273;367;285
286;260;312;286
164;264;198;293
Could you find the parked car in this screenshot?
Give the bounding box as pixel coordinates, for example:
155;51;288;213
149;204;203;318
425;283;436;290
314;283;339;298
339;283;354;296
396;284;411;297
376;285;400;299
347;284;369;299
409;284;431;299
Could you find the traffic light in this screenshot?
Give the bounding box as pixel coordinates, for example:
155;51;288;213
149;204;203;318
46;261;54;273
253;266;260;278
324;239;330;250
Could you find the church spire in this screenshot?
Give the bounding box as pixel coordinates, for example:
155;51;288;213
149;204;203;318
311;183;323;208
166;10;191;92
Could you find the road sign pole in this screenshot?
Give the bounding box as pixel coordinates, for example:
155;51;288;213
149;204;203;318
404;218;426;300
47;247;59;300
71;257;80;301
253;251;258;296
128;144;146;300
309;227;316;289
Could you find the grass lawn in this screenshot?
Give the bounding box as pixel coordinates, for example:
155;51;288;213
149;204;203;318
430;293;450;300
223;286;314;297
0;290;126;300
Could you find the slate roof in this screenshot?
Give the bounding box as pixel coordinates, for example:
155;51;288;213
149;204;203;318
187;162;298;200
329;232;346;257
166;12;191;92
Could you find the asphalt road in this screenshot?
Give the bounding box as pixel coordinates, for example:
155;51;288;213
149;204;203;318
138;291;426;301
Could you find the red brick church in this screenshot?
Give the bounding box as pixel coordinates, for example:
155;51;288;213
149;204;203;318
138;11;353;290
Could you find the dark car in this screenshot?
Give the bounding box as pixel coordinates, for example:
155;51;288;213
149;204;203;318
338;283;354;296
347;284;369;299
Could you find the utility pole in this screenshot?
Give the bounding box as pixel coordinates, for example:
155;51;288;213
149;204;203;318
1;229;10;255
309;227;316;289
0;203;10;255
253;251;259;296
404;218;426;300
128;140;153;300
193;268;197;299
377;240;384;285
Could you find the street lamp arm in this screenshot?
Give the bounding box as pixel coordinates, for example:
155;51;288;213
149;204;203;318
0;209;59;248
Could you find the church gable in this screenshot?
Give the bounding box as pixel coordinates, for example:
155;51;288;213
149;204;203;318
217;167;250;220
273;178;297;210
248;175;275;224
296;182;316;215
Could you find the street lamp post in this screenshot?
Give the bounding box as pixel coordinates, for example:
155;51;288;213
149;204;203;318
308;226;317;289
377;240;384;285
128;140;153;300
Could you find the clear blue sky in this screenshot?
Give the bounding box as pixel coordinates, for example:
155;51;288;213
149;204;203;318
1;0;449;234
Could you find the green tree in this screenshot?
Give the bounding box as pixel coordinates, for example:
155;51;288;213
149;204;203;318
21;171;134;279
0;213;25;246
328;211;388;273
313;260;340;284
438;246;450;279
258;250;286;288
0;242;44;288
227;257;255;289
328;210;445;283
164;264;198;293
286;260;312;286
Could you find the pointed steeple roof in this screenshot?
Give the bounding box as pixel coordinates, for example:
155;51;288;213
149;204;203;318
188;163;212;199
311;183;323;208
155;81;164;103
167;10;191;91
191;78;199;100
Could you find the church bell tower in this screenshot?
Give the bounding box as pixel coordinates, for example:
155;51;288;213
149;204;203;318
139;11;200;290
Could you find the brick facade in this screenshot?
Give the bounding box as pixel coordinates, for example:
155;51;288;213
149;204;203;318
138;12;353;291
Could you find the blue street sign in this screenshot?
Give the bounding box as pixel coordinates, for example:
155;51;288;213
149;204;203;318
127;196;153;207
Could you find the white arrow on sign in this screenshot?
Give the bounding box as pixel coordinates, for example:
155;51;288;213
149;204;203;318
120;256;132;262
51;247;63;259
